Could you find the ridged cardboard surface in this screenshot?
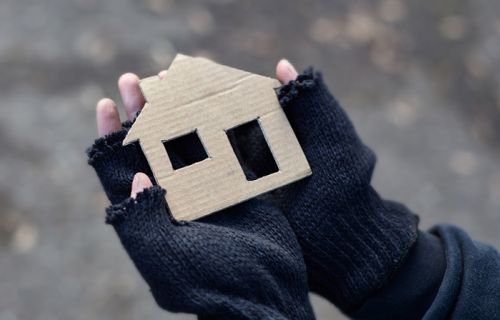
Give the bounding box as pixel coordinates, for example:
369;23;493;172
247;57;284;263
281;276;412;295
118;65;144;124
124;54;311;220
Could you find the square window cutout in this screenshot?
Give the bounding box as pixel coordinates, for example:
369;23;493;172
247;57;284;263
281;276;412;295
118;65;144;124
226;119;279;181
163;130;209;170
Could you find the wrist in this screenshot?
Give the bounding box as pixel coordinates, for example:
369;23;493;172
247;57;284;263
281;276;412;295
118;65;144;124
303;188;419;312
351;231;445;319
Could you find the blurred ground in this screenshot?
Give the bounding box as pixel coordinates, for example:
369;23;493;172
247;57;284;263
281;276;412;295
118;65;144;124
0;0;500;319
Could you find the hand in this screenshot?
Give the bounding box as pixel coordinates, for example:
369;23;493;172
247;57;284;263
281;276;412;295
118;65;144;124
87;70;314;319
233;60;419;313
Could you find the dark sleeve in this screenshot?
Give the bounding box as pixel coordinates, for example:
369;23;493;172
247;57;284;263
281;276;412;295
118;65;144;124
352;225;500;319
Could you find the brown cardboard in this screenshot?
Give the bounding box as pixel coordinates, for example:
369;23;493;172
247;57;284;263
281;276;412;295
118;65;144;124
123;54;311;221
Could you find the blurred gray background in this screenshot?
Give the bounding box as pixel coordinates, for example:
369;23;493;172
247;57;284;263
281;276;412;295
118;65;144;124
1;0;500;319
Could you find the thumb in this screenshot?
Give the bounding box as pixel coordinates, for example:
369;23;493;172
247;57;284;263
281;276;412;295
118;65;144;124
131;172;153;199
276;59;298;84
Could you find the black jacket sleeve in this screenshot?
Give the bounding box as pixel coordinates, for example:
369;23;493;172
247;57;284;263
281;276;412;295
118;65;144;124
353;225;500;319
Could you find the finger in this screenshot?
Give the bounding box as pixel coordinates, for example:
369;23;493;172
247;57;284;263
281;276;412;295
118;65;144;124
276;59;298;84
96;98;121;137
118;73;146;121
158;70;167;80
131;172;154;199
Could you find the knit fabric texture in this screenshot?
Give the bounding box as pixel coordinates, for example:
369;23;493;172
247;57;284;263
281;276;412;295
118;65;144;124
87;124;315;319
234;68;419;312
86;67;420;317
277;69;419;312
87;120;154;205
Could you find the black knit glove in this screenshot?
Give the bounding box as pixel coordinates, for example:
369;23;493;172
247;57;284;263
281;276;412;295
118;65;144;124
86;125;315;320
236;69;419;313
279;70;418;312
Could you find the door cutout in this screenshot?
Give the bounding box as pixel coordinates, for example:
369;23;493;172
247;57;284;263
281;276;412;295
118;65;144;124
163;130;209;170
226;119;279;181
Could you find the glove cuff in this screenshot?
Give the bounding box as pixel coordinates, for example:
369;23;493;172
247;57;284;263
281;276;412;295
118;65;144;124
305;189;419;312
105;186;167;225
86;120;153;205
277;67;318;107
86;121;132;166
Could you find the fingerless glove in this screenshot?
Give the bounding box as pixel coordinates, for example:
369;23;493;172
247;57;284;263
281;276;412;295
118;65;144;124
234;69;419;313
278;69;419;312
87;123;315;320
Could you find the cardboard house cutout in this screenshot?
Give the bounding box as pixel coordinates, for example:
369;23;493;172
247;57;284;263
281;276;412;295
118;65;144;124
124;54;311;221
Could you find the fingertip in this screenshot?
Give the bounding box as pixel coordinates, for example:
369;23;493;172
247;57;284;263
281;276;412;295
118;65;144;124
118;72;140;87
96;98;116;112
96;98;121;136
276;59;298;84
131;172;154;199
158;70;167;80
